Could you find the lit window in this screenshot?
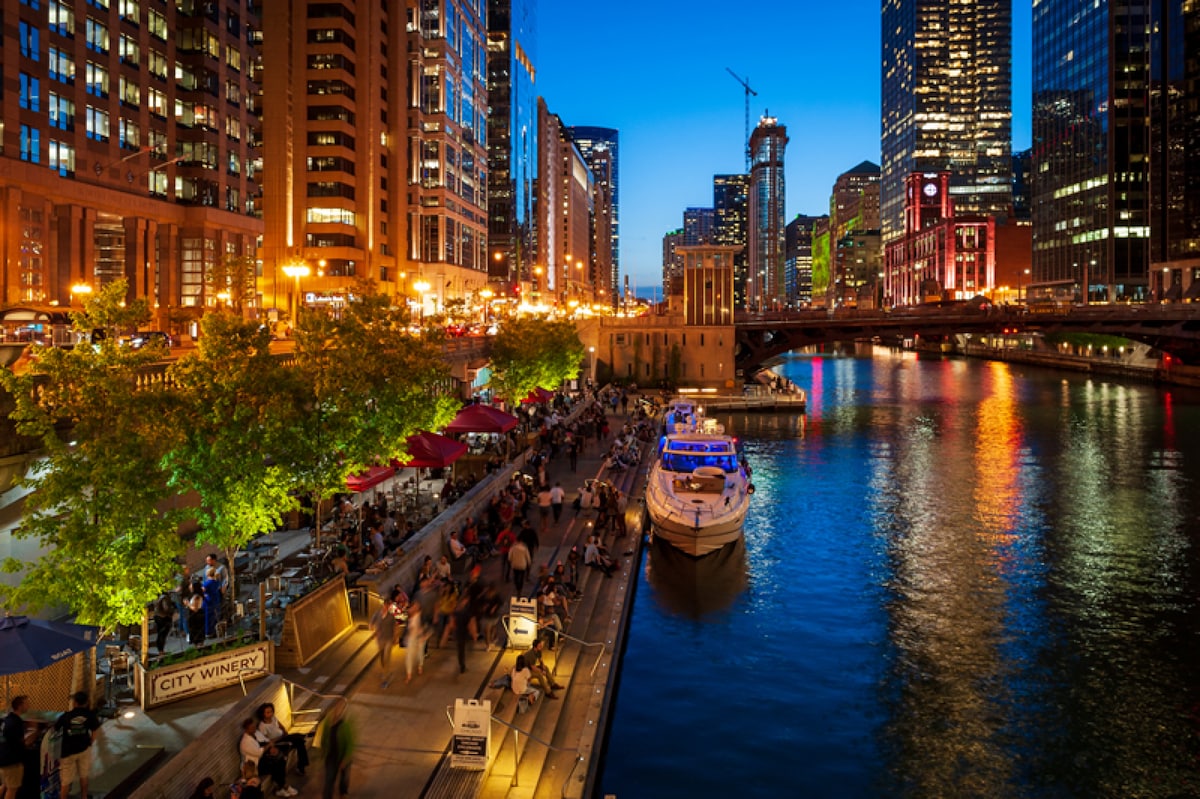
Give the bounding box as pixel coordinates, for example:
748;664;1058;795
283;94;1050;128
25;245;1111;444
86;106;110;141
19;73;41;111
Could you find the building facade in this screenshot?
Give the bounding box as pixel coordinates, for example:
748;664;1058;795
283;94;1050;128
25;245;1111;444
747;117;787;309
1149;0;1200;299
679;244;737;327
713;173;749;308
683;207;715;246
662;229;683;296
2;0;263;327
881;0;1012;245
1032;0;1151;302
568;126;619;297
486;0;537;287
785;215;820;306
884;172;996;305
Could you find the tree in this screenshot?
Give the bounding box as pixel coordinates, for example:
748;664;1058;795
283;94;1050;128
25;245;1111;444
162;312;297;598
208;254;259;315
490;318;586;401
278;297;458;536
0;280;183;633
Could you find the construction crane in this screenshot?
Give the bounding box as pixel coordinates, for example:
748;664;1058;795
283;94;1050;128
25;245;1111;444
726;67;758;172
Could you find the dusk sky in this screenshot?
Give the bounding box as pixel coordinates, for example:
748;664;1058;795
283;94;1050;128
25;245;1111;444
538;0;1033;293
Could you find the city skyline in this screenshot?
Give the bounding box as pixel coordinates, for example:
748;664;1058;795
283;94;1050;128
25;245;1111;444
538;0;1034;290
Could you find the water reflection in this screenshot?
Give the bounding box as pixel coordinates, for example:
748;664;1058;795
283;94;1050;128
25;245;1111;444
601;353;1200;798
644;535;748;619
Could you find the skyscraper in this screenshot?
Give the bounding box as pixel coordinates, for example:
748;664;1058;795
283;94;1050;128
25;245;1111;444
662;229;684;294
748;116;787;309
404;0;491;308
713;174;750;308
261;0;398;315
3;0;262;322
785;215;822;306
881;0;1013;244
1032;0;1151;302
683;208;715;246
568;127;619;294
487;0;538;286
1149;0;1200;298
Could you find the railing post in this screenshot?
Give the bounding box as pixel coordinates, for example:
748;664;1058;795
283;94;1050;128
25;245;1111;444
512;729;520;787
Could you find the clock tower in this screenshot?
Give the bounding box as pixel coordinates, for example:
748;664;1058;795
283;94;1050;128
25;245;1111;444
904;172;952;234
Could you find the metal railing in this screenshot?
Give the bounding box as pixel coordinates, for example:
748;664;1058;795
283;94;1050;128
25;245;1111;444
547;630;607;679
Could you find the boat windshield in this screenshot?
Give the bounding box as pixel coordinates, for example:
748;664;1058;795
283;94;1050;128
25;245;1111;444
660;452;739;473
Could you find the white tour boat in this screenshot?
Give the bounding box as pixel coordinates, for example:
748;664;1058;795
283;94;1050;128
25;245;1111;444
646;402;753;557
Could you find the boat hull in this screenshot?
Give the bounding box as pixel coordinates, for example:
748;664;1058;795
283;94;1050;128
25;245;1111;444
650;510;746;557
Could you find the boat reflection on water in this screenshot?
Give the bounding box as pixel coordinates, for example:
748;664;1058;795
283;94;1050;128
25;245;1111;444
644;533;748;619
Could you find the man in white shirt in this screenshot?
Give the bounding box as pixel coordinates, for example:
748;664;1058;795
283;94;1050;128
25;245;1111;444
536;485;553;532
549;481;565;523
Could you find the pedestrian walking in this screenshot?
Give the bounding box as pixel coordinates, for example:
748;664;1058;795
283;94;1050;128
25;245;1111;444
509;539;531;595
369;596;397;688
54;686;100;796
550;481;565;523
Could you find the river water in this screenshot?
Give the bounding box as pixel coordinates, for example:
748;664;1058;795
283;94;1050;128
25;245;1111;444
598;350;1200;798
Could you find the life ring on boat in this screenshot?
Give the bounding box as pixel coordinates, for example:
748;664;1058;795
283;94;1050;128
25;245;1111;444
693;466;725;478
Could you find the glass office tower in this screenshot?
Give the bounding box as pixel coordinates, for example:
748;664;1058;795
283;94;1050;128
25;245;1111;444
487;0;538;285
713;174;750;308
1032;0;1151;302
748;117;787;310
881;0;1012;244
1149;0;1200;296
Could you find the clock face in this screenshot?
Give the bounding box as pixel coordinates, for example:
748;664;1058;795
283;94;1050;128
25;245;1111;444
923;182;938;198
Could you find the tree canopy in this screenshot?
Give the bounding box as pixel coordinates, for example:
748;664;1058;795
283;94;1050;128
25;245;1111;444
490;318;585;401
0;280;183;632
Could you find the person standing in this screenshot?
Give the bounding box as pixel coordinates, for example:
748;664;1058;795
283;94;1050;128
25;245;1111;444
321;703;355;799
549;481;565;523
0;696;30;799
536;485;553;533
186;582;207;646
152;592;175;655
202;567;222;638
508;539;532;596
55;692;101;799
369;595;397;688
494;526;516;583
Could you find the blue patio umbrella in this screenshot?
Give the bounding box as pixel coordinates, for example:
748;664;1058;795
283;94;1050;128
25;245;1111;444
0;615;101;676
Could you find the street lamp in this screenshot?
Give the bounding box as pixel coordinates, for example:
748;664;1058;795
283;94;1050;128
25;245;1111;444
70;283;93;306
413;279;431;323
1019;268;1030;304
281;262;311;326
480;288;494;323
588;345;596;386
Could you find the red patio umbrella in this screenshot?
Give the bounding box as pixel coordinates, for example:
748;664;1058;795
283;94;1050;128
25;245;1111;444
345;464;395;493
443;403;519;434
391;431;468;469
519;387;555;404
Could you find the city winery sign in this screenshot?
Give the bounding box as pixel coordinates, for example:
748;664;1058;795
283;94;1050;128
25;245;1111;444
143;641;273;708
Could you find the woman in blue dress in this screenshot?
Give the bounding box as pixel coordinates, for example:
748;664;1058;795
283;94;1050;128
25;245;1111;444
202;567;222;638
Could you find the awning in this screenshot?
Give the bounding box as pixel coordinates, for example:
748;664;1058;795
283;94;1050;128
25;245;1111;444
345;465;395;493
391;431;468;469
443;403;519;435
520;387;555;404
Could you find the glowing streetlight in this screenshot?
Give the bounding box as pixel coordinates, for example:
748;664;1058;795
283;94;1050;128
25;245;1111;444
413;279;431;323
480;288;494;323
70;283;93;306
281;262;311;324
588;345;596;385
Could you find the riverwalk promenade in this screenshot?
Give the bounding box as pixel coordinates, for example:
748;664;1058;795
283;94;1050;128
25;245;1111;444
92;394;653;799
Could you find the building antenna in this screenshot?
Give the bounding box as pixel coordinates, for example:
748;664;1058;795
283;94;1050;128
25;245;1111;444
725;68;758;172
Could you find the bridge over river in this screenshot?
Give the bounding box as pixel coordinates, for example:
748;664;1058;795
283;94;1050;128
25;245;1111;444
734;304;1200;373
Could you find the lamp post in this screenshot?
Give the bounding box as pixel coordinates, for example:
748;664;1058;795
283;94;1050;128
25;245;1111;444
480;288;494;323
281;262;311;326
588;345;596;386
1019;268;1030;304
413;279;431;324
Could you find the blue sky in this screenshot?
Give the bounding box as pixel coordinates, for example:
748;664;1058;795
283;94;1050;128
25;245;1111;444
537;0;1032;291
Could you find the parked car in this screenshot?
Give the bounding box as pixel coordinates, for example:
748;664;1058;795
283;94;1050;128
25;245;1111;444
128;331;174;349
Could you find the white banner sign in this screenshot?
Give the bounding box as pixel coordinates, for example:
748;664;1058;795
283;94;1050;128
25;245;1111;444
145;641;272;708
451;698;491;770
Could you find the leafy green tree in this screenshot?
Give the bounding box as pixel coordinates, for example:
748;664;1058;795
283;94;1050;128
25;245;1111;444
278;297;458;536
0;280;183;633
162;313;297;597
490;318;586;401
